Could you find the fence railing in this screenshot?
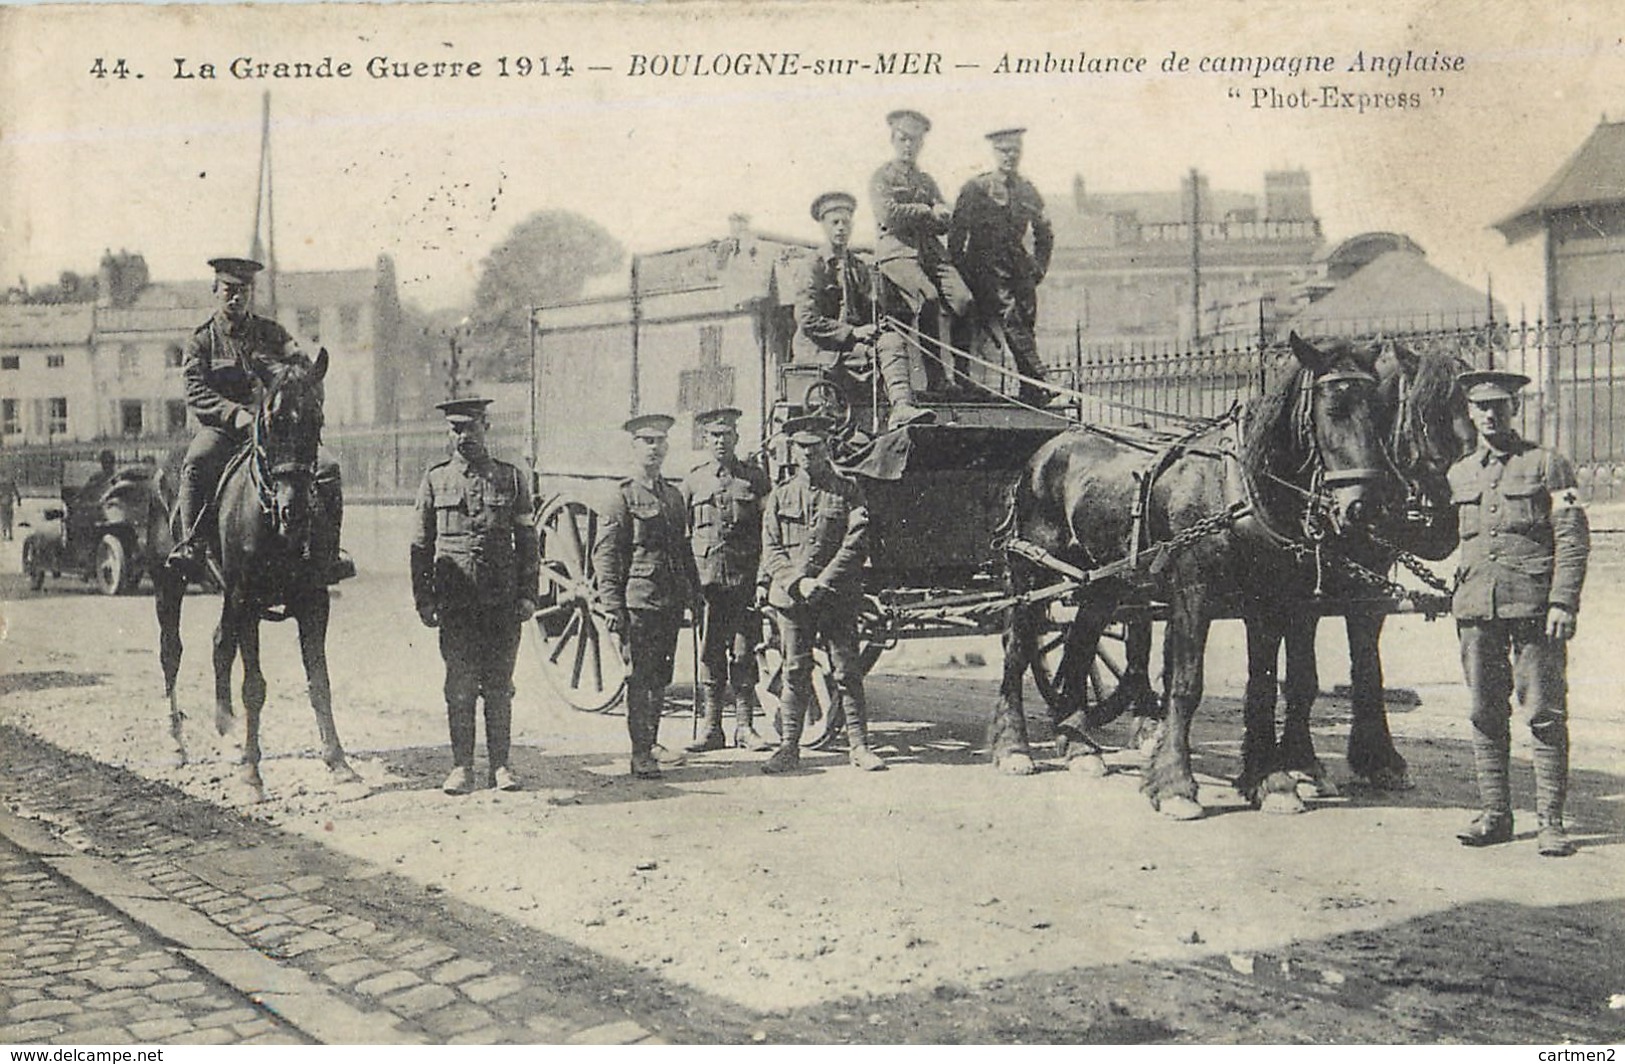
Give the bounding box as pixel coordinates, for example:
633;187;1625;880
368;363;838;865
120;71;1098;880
7;312;1622;503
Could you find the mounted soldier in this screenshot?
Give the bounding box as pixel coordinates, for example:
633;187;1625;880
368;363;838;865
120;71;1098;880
167;257;349;584
950;128;1055;407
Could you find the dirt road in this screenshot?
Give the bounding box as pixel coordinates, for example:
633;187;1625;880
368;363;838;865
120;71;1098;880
3;508;1623;1043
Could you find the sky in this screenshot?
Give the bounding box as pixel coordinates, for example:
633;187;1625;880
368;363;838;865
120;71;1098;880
2;0;1623;318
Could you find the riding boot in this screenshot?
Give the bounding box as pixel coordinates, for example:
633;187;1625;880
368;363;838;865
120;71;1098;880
167;461;210;570
843;689;887;772
732;688;773;751
443;701;477;794
685;685;728;753
762;689;805;775
1533;735;1575;857
627;688;661;779
312;477;353;585
877;333;935;430
1457;730;1513;846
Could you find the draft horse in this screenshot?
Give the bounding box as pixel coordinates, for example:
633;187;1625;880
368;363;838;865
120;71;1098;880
991;334;1396;819
155;350;359;800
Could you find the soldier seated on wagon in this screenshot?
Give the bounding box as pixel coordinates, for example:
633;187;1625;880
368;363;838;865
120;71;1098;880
794;190;935;432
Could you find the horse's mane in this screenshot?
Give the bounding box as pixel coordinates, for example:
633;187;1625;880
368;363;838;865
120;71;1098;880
1389;338;1472;473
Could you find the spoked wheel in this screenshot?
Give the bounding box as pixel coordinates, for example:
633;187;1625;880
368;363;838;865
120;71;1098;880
754;613;842;748
1029;604;1132;728
803;379;855;437
95;533;136;595
531;495;626;712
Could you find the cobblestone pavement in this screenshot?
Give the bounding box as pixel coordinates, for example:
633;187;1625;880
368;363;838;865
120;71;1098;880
0;834;306;1046
0;727;720;1045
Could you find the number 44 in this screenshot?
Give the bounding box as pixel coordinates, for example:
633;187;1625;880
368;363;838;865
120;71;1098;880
90;58;133;79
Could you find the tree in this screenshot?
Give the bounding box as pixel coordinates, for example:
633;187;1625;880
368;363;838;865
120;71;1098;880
470;210;624;381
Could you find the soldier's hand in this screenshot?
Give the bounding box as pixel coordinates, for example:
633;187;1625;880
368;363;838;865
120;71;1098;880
516;598;538;623
604;609;628;636
231;408;254;433
931;203;953;226
754;584;770;608
853;323;880;343
417;605;439;629
1546;604;1578;641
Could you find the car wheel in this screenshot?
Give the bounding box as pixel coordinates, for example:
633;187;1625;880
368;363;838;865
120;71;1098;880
96;534;136;595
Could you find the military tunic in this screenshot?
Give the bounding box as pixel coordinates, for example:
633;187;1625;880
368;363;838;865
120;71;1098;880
950;171;1055;388
410;453;538;770
682;456;771;699
1449;437;1589;744
594;477;700;690
869;160;972;321
793;246;879;366
760;466;871;712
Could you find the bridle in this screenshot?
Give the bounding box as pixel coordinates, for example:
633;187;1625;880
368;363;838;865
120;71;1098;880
248;371;320;539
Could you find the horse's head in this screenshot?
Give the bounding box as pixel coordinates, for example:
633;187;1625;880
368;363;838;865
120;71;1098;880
1371;338;1475;558
255;348;327;542
1284;332;1391;534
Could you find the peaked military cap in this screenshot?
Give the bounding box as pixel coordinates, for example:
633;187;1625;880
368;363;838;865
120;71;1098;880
623;412;676;438
434;396;494;423
783;414;835;444
696;407;743;430
810;191;858;221
208;257;264;285
886;109;931;135
986;127;1027;146
1458;370;1530;403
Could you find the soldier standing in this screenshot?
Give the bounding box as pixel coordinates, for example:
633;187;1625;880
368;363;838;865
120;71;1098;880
1449;370;1590;856
950;128;1056;407
0;468;17;541
759;415;885;774
410;397;539;795
795;191;933;431
870;110;975;397
680;407;774;752
593;414;702;779
168;257;348;583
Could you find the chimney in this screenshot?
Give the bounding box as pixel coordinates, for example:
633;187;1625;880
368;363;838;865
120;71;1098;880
728;213;752;241
1264;169;1313;222
1073;174;1088;211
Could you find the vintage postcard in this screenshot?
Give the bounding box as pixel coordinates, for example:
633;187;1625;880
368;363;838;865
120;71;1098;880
1;0;1622;1048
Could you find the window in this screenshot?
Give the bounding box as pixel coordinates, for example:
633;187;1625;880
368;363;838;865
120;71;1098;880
47;397;67;436
164;343;184;369
46;353;65;369
296;307;321;340
166;400;188;435
120;400;144;437
0;398;18;436
338;304;362;344
2;356;20;371
118;343;140;377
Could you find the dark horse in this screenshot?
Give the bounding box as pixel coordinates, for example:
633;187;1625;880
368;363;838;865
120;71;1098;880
1102;338;1473;810
155;350;360;801
991;334;1396;819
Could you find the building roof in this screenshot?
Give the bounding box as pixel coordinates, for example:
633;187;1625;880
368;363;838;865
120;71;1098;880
1288;250;1502;334
0;304;95;348
1494;119;1625;243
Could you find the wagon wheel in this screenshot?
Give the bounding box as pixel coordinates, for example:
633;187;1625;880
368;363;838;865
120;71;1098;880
530;495;626;712
22;541;45;591
803;379;854;437
1029;606;1135;731
753;611;843;748
95;533;137;596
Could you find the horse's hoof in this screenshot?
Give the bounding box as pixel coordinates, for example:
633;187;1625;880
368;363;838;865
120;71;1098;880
169;747;188;770
1292;773;1338;800
328;763;363;786
1067;753;1109;778
214;709;235;737
1158;796;1204;821
1361;767;1414;792
996;752;1036;777
1261;790;1307;815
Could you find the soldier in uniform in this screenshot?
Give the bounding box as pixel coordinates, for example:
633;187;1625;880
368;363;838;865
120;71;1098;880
870;110;975;398
1449;370;1590;856
680;407;774;752
168;257;348;583
759;415;886;774
950;128;1056;407
411;397;539;795
795;191;934;431
593;413;702;779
